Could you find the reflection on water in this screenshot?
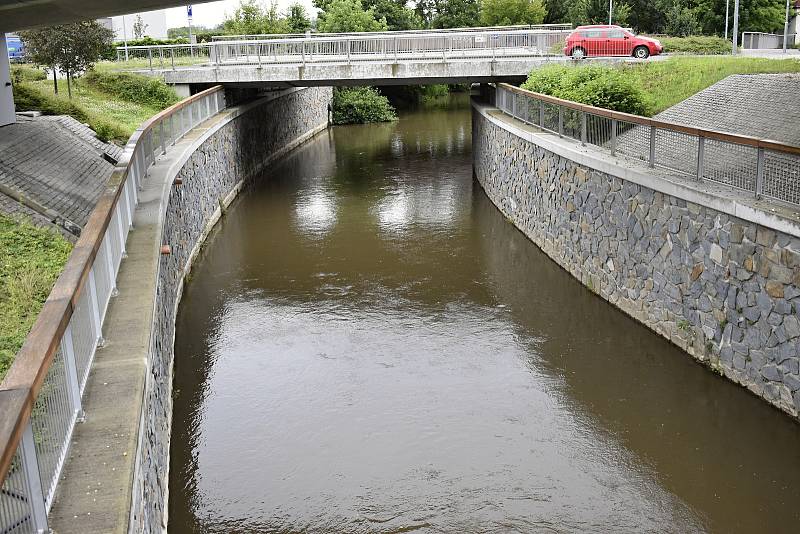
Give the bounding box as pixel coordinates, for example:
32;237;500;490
169;95;800;534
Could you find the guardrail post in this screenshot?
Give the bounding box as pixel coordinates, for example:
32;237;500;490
302;40;306;66
170;114;176;146
696;136;705;181
103;235;118;297
160;121;167;155
20;422;48;533
394;37;398;63
649;126;656;167
755;147;765;199
148;48;153;72
580;113;587;146
159;47;164;69
88;269;105;346
611;119;617;156
170;48;175;70
61;324;84;420
347;39;351;64
511;92;516;118
558;106;564;137
539;100;544;127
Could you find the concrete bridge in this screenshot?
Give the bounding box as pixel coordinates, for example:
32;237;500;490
117;27;585;88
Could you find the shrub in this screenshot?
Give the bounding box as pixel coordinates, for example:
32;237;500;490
83;70;180;108
521;64;651;116
659;35;730;55
12;82;89;122
11;65;47;83
331;87;397;125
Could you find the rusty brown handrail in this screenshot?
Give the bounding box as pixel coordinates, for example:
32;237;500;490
0;85;225;487
498;83;800;157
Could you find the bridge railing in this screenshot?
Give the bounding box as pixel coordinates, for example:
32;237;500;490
116;28;573;69
209;24;574;41
0;86;227;533
494;84;800;207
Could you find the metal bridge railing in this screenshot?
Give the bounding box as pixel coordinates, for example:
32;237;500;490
209;24;574;41
0;86;226;533
494;84;800;207
116;27;573;69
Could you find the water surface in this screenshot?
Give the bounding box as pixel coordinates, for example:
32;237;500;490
169;96;800;533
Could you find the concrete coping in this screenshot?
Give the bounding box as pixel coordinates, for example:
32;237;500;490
472;98;800;240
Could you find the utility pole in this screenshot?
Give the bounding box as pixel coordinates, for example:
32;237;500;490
609;0;613;25
784;0;791;53
732;0;740;54
724;0;730;40
122;15;129;61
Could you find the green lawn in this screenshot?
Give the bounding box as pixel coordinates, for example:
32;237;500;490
25;77;162;142
94;55;210;73
0;215;72;380
625;56;800;114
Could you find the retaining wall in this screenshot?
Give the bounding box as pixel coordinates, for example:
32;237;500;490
128;86;332;532
472;98;800;421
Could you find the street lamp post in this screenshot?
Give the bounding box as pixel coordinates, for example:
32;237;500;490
609;0;614;25
725;0;730;40
122;15;129;61
784;0;791;53
732;0;740;54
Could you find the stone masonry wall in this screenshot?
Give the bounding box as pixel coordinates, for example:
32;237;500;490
473;103;800;421
129;87;331;533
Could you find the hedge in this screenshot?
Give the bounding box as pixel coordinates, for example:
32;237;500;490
331;87;397;125
83;69;180;109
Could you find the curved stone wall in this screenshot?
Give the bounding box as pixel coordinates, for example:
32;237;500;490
472;98;800;421
129;87;332;533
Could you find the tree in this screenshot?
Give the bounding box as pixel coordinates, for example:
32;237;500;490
221;0;290;35
480;0;547;25
132;15;149;39
364;0;422;30
663;2;701;35
19;21;114;98
286;3;312;33
317;0;389;32
544;0;569;23
430;0;481;28
568;0;631;26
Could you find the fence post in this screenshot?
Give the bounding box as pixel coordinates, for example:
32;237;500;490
649;126;656;168
539;99;544;127
580;113;587;146
611;119;617;156
394;37;398;63
755;147;765;199
148;48;153;72
347;39;351;64
20;422;49;533
696;136;705;181
62;324;85;420
302;40;306;66
558;106;563;137
511;92;516;118
87;269;104;347
160;121;167;155
171;47;175;70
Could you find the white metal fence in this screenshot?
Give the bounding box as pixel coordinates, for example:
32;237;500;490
494;84;800;206
116;27;573;69
0;86;226;533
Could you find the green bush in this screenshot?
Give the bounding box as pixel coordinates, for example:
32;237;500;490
11;65;47;83
83;70;180;108
521;64;651;116
659;35;730;55
331;87;397;125
12;82;89;122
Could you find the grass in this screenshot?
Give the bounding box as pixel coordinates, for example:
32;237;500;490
622;56;800;115
13;65;177;143
0;215;72;380
94;56;209;73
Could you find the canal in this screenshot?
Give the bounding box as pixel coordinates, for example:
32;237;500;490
169;94;800;533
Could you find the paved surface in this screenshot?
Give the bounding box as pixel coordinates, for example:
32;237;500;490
0;114;120;235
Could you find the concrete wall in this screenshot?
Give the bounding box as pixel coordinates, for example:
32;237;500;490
0;35;15;127
128;86;332;533
472;98;800;421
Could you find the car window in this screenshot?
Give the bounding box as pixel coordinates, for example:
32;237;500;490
607;30;625;39
578;30;604;38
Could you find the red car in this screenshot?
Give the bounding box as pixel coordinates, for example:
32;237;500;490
563;25;663;59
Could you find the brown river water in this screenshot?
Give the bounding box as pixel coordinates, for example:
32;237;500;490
169;95;800;533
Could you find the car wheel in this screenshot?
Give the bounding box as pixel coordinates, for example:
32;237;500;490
571;47;586;59
633;46;650;59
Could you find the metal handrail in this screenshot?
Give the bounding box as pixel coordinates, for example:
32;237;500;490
115;27;573;68
494;83;800;205
209;24;574;41
0;85;227;532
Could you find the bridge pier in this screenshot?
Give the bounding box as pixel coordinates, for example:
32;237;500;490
0;34;16;127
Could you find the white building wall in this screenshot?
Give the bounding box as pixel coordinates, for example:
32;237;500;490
0;35;15;127
112;10;168;41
